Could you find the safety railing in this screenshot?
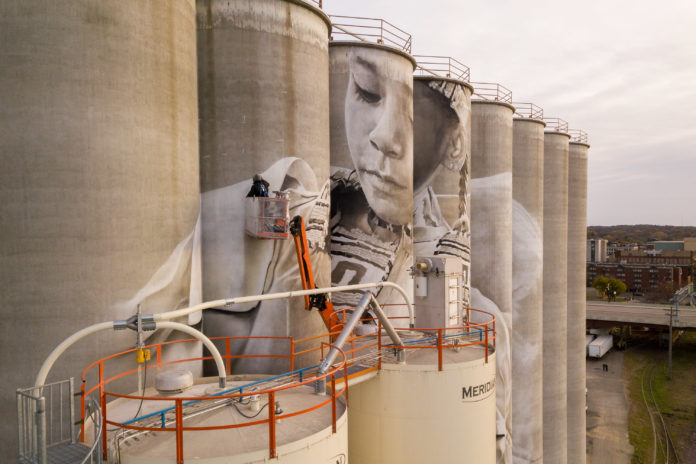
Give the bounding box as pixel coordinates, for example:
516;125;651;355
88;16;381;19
568;128;588;144
301;0;322;8
329;15;413;53
329;305;497;370
513;102;544;120
414;55;470;82
17;379;77;464
80;337;348;462
543;117;569;133
471;82;513;104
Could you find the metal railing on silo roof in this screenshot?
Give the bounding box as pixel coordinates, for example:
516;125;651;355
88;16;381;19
301;0;323;7
568;129;589;144
543;117;569;132
329;15;413;53
471;82;513;104
513;102;544;120
413;56;470;82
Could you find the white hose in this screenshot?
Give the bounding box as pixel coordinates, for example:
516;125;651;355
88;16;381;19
34;321;227;388
35;322;113;387
155;321;226;386
154;282;415;327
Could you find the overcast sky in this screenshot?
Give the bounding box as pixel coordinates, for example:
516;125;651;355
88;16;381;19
322;0;696;226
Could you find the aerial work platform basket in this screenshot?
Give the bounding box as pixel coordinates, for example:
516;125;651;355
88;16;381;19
244;195;290;239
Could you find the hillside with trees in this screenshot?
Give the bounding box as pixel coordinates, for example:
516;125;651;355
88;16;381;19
587;225;696;244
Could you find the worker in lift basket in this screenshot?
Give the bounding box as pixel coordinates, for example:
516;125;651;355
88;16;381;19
246;174;270;197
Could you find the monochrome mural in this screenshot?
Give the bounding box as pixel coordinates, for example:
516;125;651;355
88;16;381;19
469;100;515;464
413;78;472;305
511;118;545;464
329;43;415;319
195;0;332;374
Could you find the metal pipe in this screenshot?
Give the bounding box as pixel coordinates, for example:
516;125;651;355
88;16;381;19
154;281;415;327
318;293;405;377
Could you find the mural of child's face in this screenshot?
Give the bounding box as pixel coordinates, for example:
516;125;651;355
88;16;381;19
344;49;413;225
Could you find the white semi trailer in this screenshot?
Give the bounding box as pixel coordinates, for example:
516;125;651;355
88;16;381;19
588;334;613;358
585;334;596;356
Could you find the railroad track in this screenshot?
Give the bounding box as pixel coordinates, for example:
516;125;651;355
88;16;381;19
640;359;680;464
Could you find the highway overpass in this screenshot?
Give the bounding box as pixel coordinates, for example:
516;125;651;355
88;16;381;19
587;301;696;330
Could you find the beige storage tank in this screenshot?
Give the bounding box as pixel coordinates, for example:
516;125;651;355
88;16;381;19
348;343;496;464
345;306;497;464
196;0;333;374
0;1;200;458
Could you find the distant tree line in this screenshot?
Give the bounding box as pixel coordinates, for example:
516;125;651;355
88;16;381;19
587;224;696;245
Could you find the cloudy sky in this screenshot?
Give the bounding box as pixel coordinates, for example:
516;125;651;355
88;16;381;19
322;0;696;226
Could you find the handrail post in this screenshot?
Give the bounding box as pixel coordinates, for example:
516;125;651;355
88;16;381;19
175;399;184;464
101;393;107;461
377;319;382;370
98;362;103;404
37;396;47;464
485;325;489;363
343;363;349;406
437;329;443;371
80;380;86;442
226;338;232;373
268;390;276;458
69;377;76;444
493;320;496;348
331;374;337;433
290;338;295;372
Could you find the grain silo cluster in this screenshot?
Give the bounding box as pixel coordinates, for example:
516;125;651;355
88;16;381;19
1;1;589;463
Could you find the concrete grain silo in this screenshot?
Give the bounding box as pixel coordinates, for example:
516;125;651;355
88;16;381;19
0;0;200;458
567;130;590;464
511;104;546;464
328;22;415;319
196;0;332;374
413;57;473;306
470;83;515;464
542;119;571;463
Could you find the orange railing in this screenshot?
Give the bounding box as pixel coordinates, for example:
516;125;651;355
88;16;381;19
329;304;497;370
513;102;544;120
329;15;413;53
568;129;588;144
414;55;470;82
471;82;513;104
80;337;347;462
79;305;496;462
543;117;569;133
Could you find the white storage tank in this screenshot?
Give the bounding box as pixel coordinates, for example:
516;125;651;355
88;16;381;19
347;322;497;463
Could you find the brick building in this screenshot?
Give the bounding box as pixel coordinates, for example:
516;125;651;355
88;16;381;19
586;262;682;292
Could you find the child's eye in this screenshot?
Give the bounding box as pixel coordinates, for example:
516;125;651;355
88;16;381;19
354;80;381;104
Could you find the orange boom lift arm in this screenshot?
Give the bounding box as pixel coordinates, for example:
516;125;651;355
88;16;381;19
290;215;337;332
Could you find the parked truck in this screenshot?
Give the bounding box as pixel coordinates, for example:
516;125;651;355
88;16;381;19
585;334;596;357
588;334;613;358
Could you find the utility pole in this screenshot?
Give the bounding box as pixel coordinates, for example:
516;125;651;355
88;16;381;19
668;303;673;379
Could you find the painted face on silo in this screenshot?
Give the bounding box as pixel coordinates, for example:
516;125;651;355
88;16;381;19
344;48;413;225
413;82;464;194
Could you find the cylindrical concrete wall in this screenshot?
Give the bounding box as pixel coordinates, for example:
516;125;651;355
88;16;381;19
0;1;200;458
413;77;473;305
348;352;497;464
196;0;332;374
511;118;545;464
470;100;515;463
567;140;589;464
542;131;571;463
329;42;415;319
